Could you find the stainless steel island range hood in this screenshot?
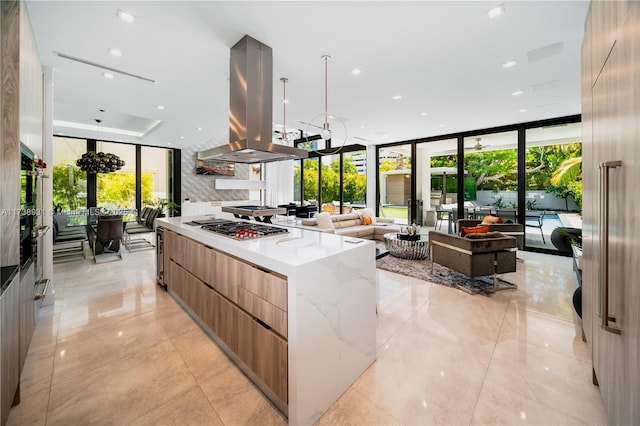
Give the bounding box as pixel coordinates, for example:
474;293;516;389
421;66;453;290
198;35;309;164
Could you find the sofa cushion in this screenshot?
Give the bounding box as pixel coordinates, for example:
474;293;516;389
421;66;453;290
335;225;375;239
362;215;373;225
466;231;505;239
461;225;490;236
316;212;334;229
481;215;504;225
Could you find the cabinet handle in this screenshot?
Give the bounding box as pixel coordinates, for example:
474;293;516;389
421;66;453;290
254;317;271;330
598;161;622;335
203;282;215;291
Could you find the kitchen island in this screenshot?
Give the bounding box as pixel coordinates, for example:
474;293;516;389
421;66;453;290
156;216;377;425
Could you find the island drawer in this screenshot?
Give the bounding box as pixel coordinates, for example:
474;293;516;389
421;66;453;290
237;287;287;338
240;265;287;312
237;308;288;404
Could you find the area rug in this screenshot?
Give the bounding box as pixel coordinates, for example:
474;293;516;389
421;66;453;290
376;255;519;295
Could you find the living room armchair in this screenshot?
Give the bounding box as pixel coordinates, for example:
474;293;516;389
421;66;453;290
428;230;518;292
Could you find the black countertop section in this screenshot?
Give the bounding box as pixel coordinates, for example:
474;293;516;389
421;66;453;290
1;265;20;295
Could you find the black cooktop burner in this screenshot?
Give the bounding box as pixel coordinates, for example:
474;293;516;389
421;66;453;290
201;220;288;240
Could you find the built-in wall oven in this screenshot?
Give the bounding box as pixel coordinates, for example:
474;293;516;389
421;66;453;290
20;143;37;271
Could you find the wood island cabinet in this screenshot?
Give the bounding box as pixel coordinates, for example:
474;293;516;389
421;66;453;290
163;230;288;405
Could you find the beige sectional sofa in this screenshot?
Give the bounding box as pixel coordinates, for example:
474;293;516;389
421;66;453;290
297;211;401;241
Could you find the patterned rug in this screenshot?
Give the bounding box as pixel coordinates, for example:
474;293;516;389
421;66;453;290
376;255;519;295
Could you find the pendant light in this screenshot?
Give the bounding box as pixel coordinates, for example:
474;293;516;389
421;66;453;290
76;119;125;173
303;55;348;154
280;77;290;146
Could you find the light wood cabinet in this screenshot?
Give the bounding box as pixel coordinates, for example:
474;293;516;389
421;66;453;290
1;275;20;426
237;307;288;403
582;2;640;424
237;287;287;338
19;263;35;373
164;234;288;406
240;265;287;311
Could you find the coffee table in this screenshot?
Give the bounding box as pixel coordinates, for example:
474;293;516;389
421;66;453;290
383;233;429;260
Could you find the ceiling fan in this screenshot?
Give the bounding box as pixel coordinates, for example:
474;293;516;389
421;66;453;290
467;137;488;151
439;137;491;155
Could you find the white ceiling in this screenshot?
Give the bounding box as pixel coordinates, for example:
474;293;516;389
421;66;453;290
25;1;589;151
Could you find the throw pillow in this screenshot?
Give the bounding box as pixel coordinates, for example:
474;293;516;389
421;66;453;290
362;215;373;225
481;215;504;225
460;225;490;236
315;212;335;230
360;208;376;224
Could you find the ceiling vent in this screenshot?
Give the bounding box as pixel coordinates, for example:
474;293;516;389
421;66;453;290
527;42;564;62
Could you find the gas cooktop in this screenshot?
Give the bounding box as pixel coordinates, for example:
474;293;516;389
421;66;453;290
201;220;288;240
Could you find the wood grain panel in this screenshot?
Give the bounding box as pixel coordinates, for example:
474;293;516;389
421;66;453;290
213;251;240;303
241;266;287;312
1;275;20;426
581;7;594;346
583;2;640;424
237;308;288;403
212;290;238;353
237;287;287;338
1;0;21;268
19;262;35;373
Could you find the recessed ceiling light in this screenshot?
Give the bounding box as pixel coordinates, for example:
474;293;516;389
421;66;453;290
180;136;184;139
283;99;289;104
102;72;114;79
519;109;528;113
108;48;122;57
512;90;524;96
156;105;165;110
167;142;172;146
196;127;203;131
439;124;446;128
502;60;517;69
350;68;362;75
421;112;428;116
116;9;135;23
57;132;65;136
392;95;402;100
360;125;365;129
488;4;505;18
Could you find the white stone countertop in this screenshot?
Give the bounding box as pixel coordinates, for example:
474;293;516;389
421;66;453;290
155;216;375;276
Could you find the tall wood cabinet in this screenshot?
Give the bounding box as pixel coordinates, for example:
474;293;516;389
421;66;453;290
163;230;288;409
581;1;640;424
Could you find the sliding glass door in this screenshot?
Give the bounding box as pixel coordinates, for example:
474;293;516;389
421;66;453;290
378;144;411;224
525;123;582;252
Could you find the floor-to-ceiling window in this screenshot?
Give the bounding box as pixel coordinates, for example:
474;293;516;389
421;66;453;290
320;154;340;213
342;149;367;212
53;136;179;221
525;122;582;251
378;144;411;224
95;141;136;215
416;138;458;230
299;157;319;204
463;131;518;222
52;137;88;225
376;114;581;254
141;146;169;205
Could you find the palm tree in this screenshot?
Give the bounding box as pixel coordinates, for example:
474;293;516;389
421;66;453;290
551;156;582;185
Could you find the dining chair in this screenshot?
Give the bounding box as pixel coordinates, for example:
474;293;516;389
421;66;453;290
435;206;450;231
525;210;546;244
93;214;124;262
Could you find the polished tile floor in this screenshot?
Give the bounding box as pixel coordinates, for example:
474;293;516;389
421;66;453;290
8;249;607;425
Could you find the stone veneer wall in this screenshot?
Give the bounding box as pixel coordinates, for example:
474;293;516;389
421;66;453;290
181;134;250;203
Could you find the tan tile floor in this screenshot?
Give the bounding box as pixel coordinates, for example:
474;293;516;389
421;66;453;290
7;249;608;425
